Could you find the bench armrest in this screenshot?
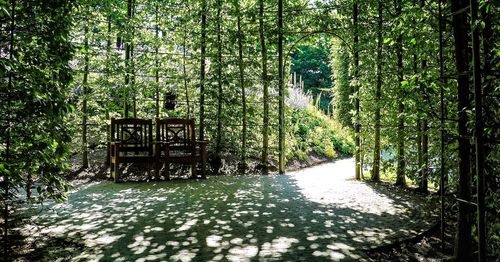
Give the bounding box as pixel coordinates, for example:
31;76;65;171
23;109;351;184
110;141;122;146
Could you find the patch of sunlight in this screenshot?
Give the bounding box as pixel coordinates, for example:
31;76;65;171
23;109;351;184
128;234;152;255
177;219;198;231
87;233;122;246
313;250;347;261
136;254;167;262
169;249;197;262
227;245;259;262
289;159;401;215
327;242;354;251
259;237;299;258
42;224;70;234
206;235;223;248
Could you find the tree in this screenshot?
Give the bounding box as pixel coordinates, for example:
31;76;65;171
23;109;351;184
450;0;473;260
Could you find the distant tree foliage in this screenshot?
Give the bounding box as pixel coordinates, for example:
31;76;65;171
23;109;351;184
290;39;333;112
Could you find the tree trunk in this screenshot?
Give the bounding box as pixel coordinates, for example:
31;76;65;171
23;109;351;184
182;20;190;118
131;0;136;118
215;0;223;157
155;4;160;118
420;0;429;193
421;116;429;192
395;0;406;186
105;13;112;166
353;0;361;180
450;0;473;260
372;0;383;181
438;0;447;249
259;0;269;167
235;2;247;167
470;0;485;260
415;47;422;189
123;0;132;117
199;0;207;140
278;0;285;173
4;0;16;256
82;23;89;169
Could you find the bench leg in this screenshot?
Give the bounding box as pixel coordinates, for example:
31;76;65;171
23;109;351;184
166;162;170;180
154;161;160;181
191;162;197;178
114;160;120;183
201;159;206;179
110;161;115;179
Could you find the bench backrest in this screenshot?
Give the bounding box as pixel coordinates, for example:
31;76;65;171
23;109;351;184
110;118;153;153
156;118;196;152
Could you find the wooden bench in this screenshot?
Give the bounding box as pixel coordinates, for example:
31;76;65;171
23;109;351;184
110;118;155;182
155;118;207;180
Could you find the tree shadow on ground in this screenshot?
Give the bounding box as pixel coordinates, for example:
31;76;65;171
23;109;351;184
29;163;438;261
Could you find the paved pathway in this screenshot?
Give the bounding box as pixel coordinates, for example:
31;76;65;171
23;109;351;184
30;158;437;261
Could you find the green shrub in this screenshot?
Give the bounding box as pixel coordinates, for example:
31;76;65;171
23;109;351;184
287;105;353;162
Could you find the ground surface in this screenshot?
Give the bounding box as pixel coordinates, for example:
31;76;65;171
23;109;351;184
24;159;438;261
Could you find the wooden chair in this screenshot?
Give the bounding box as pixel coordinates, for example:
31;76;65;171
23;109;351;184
110;118;155;182
155;118;207;180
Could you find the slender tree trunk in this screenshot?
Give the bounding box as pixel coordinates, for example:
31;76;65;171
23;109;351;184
124;0;132;117
479;5;492;260
353;0;361;180
215;0;223;156
451;0;473;260
420;0;429;193
104;10;114;166
371;0;383;181
259;0;269;167
182;20;191;118
395;0;406;186
421;113;429;192
105;12;112;166
438;0;447;249
4;0;16;256
131;0;136;118
199;0;207;140
415;48;422;188
82;23;89;169
155;4;160;118
278;0;285;173
470;0;485;260
235;2;247;167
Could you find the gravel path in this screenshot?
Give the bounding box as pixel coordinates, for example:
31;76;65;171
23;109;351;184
29;158;438;261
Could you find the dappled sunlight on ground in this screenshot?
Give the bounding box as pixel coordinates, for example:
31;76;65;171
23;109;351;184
29;158;437;261
289;159;409;215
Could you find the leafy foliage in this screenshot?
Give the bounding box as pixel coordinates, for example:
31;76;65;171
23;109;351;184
0;0;76;204
290;38;333;112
